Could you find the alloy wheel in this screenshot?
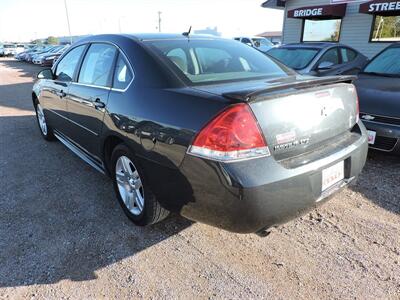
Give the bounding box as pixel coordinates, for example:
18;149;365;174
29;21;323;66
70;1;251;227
115;156;144;216
36;104;48;136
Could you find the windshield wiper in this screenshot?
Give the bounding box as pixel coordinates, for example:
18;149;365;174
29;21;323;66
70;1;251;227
361;71;400;78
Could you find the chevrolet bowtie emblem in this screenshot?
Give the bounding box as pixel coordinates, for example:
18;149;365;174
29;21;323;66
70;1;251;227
361;115;375;121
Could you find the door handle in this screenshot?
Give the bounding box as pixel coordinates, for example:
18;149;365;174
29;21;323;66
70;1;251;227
56;90;66;98
94;98;106;109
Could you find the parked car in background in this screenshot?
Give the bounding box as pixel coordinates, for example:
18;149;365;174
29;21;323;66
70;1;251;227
16;45;45;61
267;43;368;77
0;44;17;56
32;34;367;234
39;45;69;67
26;46;55;62
234;36;274;53
16;44;26;54
33;45;67;65
355;43;400;154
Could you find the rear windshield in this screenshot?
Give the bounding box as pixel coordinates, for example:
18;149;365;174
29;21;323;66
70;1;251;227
267;47;319;70
145;39;291;85
363;47;400;77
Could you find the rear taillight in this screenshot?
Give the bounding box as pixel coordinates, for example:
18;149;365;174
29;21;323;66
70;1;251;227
188;103;270;162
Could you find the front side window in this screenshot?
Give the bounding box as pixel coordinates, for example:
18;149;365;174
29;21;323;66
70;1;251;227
268;47;319;70
363;47;400;76
113;53;133;90
146;39;291;85
302;19;342;42
55;45;86;82
371;15;400;42
78;43;117;87
319;48;339;65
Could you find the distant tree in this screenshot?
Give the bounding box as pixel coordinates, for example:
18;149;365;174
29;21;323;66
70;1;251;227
46;36;59;45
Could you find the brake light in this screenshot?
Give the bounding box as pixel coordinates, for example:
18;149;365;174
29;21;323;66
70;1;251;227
188;103;270;162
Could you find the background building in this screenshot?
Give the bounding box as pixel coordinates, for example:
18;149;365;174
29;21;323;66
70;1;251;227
262;0;400;57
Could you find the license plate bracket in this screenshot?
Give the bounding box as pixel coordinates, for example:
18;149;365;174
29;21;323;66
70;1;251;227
322;161;344;192
367;130;376;145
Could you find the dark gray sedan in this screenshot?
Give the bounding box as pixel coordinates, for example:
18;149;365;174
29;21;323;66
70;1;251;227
267;43;367;77
355;43;400;154
32;34;368;234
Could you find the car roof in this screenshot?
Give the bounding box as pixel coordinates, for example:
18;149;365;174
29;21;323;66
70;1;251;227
78;33;227;44
235;36;267;39
279;42;341;49
126;33;225;41
388;42;400;48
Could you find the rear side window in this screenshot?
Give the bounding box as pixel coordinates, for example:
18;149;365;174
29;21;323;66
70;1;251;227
319;48;339;65
340;47;357;63
112;53;133;90
55;45;86;82
78;43;117;87
241;38;251;44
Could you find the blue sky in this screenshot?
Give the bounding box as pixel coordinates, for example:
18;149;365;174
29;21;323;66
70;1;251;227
0;0;283;42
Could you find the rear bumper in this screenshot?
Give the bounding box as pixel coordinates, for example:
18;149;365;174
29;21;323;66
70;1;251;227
362;120;400;154
179;124;368;233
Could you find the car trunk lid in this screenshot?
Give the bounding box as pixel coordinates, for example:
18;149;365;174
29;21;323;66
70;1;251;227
194;75;358;161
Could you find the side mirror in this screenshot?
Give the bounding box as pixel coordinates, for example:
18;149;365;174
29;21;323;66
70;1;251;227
37;68;53;80
317;61;335;71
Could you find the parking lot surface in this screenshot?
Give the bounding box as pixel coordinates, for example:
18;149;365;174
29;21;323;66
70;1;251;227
0;57;399;299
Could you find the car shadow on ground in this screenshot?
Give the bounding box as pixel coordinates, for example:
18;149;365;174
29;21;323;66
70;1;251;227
0;58;44;80
0;111;193;287
350;150;400;215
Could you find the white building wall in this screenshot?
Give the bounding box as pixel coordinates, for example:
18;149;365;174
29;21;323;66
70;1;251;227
282;0;392;58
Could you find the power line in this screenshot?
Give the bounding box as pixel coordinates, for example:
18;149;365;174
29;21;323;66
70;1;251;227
158;11;162;33
64;0;72;44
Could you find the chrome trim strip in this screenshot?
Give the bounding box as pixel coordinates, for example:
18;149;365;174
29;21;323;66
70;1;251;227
360;112;400;121
48;109;98;136
53;41;135;93
71;82;111;90
54;131;105;174
362;119;400;128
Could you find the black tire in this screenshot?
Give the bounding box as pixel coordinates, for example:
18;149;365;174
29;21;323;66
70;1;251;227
111;144;169;226
34;100;55;141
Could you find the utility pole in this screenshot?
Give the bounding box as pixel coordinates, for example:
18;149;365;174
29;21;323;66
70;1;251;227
64;0;73;44
158;11;162;33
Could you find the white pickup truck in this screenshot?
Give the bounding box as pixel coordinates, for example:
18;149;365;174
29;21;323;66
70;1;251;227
0;44;17;57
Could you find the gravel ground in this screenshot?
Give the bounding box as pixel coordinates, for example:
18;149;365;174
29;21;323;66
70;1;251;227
0;57;399;299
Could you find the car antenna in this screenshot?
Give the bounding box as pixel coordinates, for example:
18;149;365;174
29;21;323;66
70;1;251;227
182;26;192;37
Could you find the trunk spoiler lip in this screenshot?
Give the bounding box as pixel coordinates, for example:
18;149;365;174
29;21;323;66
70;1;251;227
222;75;357;102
